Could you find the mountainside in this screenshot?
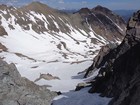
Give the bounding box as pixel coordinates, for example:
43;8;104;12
84;10;140;105
0;2;126;91
77;5;126;40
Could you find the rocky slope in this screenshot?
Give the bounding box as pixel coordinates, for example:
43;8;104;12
0;58;57;105
84;10;140;105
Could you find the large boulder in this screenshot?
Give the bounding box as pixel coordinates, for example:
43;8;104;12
0;59;57;105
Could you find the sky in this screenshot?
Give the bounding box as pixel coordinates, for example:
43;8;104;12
0;0;139;10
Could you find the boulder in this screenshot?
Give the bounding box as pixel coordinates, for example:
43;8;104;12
0;59;57;105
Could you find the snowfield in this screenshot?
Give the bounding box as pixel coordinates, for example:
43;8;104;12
0;5;119;105
0;12;103;92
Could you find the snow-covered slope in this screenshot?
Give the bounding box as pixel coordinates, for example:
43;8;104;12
0;2;126;92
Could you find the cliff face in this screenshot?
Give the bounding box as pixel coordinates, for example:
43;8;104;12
0;59;57;105
85;10;140;105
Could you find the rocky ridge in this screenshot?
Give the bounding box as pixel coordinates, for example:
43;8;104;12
0;58;57;105
84;10;140;105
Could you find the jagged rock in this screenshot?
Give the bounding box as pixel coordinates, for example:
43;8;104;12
85;10;140;105
84;42;118;78
0;59;57;105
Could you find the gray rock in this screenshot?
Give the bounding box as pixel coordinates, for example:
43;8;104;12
0;59;57;105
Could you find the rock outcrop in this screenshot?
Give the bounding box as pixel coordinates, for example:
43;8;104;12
84;42;118;78
34;73;60;82
0;59;57;105
85;10;140;105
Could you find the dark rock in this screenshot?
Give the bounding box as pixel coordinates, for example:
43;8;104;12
85;10;140;105
56;91;62;95
84;43;118;78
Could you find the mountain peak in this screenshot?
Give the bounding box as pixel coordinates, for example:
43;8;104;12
92;5;111;13
78;8;91;15
95;5;103;8
20;1;54;13
28;1;47;7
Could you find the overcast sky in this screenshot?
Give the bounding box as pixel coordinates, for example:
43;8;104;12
0;0;139;10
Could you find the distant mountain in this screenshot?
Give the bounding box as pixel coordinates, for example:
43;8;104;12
62;9;137;22
114;10;137;22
